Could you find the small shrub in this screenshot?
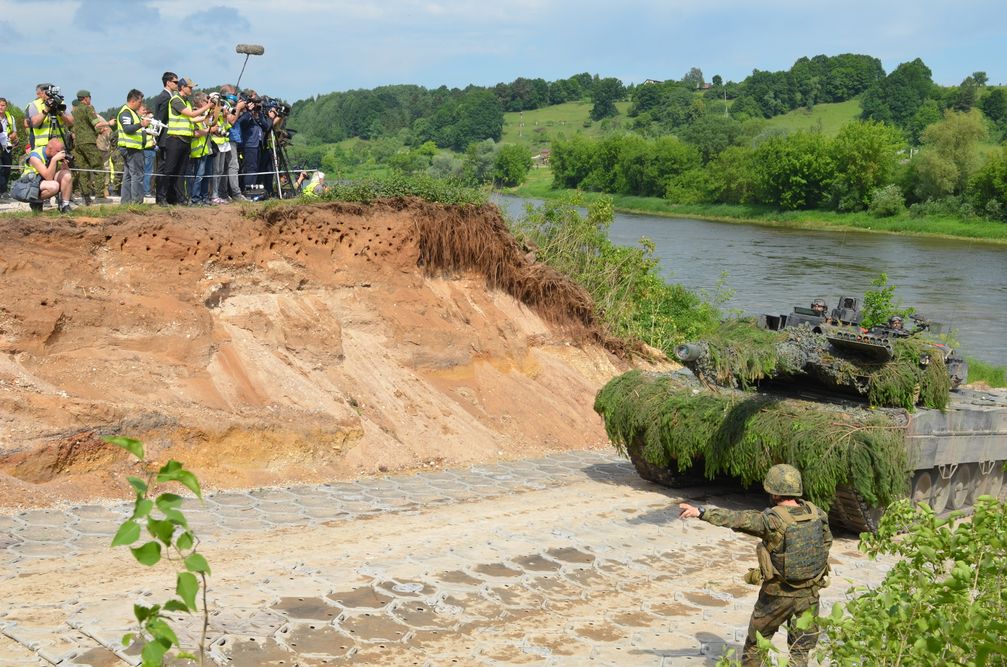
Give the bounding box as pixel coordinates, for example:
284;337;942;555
867;184;905;217
908;195;977;219
104;436;209;666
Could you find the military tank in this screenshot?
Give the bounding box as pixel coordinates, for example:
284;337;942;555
595;296;1007;532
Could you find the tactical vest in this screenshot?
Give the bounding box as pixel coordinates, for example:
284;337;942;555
167;94;194;138
117;105;144;150
28;98;54;148
763;502;828;586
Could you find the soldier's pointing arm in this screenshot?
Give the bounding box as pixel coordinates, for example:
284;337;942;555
701;507;774;539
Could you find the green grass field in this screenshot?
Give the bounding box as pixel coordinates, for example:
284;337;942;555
762;99;862;136
501;101;632;152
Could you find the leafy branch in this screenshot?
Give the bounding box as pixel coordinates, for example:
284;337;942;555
104;436;210;667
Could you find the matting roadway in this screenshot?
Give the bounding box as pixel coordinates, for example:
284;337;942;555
0;451;893;666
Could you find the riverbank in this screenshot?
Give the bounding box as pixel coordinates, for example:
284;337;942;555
507;169;1007;245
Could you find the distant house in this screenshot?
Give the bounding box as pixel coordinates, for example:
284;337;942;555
701;82;713;90
643;79;664;85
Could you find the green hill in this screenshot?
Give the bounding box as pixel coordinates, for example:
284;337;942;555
501;101;632;152
761;99;863;136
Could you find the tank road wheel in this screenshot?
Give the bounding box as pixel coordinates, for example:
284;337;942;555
931;467;952;514
975;461;1003;500
910;470;934;507
948;464;974;511
993;463;1007;501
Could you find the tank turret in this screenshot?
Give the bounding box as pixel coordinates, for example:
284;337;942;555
596;296;1005;533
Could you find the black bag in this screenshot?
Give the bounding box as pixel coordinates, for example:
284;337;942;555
11;172;42;203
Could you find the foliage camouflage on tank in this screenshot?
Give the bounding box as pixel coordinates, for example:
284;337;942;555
596;296;1007;532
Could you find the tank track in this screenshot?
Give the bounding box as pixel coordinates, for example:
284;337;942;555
829;486;884;533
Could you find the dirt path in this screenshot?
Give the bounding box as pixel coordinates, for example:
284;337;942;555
0;450;893;666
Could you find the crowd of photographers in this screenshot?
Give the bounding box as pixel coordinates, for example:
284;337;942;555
0;72;323;212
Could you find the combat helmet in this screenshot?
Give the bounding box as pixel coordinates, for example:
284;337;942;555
763;464;803;497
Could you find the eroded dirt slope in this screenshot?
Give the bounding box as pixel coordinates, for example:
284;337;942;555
0;200;654;507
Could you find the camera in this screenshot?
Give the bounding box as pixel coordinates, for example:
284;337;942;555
43;84;66;114
142;116;167;136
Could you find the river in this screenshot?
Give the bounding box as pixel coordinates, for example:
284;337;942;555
494;195;1007;366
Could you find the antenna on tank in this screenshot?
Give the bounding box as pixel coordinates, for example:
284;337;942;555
234;43;265;92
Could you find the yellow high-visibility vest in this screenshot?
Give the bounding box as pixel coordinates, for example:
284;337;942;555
190;124;211;158
210;111;230;147
23;147;46;178
117;105;144;150
167;94;194;137
27;98;55;148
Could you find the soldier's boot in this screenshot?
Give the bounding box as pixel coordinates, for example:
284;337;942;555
788;627;818;667
740;638;761;667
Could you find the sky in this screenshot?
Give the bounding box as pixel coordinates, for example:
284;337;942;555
2;0;1004;113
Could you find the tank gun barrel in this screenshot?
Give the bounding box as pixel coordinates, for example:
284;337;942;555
674;343;705;363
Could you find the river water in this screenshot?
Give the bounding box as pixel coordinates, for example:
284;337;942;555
494;195;1007;366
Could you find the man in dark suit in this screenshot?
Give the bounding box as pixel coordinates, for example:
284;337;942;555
151;72;178;205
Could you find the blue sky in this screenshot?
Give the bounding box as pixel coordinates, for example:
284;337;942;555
2;0;1003;112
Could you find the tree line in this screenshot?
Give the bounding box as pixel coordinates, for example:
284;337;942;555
550;110;1007;220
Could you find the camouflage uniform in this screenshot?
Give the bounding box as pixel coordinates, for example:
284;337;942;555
71;99;104;199
702;501;832;667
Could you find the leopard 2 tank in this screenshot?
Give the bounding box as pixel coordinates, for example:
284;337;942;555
594;296;1007;532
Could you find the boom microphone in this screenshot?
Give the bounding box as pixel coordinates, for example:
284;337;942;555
234;43;266;91
236;44;265;56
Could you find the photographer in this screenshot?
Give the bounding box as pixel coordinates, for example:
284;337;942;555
25;83;73;150
210;85;245;203
162;77;212;205
0;97;17;201
259;103;286;197
188;92;214;205
14;137;73;213
116;89;150;204
236;90;271;194
71;90;113;206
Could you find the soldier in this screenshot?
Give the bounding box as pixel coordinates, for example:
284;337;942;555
810;299;828;318
71;90;113;205
888;315;904;330
679;464;831;667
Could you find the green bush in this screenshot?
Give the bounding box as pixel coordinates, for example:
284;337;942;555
868;184;906;217
494;144;533;187
815;497;1007;665
510;196;722;352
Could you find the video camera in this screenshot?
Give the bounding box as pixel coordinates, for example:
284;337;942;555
238;92;262;108
43;84;66;114
256;96;289;118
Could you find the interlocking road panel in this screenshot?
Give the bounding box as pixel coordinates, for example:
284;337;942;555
1;450;895;665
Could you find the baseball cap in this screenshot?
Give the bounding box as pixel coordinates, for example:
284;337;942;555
76;89;91;99
178;78;197;88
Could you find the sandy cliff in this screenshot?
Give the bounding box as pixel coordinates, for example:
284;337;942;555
0;200;656;507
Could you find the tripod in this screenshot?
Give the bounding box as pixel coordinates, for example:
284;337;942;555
268;126;300;199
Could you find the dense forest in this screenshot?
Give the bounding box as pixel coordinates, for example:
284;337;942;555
284;54;1007;222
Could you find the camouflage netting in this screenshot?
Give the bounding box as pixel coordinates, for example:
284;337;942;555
594;370;911;509
681;319;951;410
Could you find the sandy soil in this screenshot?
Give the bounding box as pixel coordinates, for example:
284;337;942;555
0;200;661;509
